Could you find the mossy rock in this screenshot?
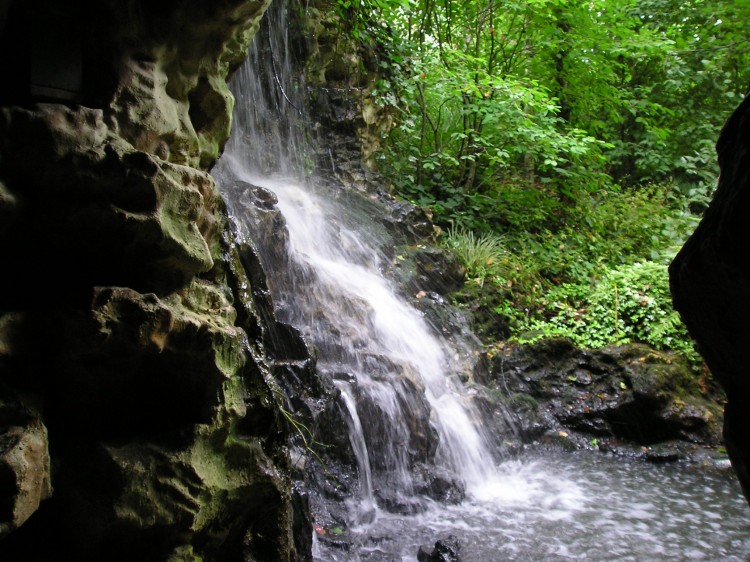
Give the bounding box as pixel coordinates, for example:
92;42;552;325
488;338;724;448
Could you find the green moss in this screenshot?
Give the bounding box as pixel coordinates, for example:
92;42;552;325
450;281;511;341
625;349;700;400
509;392;539;413
167;545;203;562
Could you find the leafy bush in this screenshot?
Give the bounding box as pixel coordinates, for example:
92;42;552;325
503;182;701;287
442;182;701;364
515;261;699;363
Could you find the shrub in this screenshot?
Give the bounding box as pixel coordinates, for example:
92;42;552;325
515;261;699;364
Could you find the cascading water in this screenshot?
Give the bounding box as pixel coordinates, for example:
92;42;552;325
213;0;498;512
213;3;750;560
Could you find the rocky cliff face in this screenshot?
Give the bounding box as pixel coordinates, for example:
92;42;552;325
0;1;311;560
670;94;750;504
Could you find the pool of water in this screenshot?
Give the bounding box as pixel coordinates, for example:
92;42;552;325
313;451;750;561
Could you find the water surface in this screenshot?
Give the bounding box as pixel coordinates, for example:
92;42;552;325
314;452;750;561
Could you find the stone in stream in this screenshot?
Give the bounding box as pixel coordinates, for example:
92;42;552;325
417;535;462;562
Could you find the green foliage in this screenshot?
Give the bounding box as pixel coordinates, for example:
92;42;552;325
376;51;610;227
443;225;510;284
360;0;747;233
504;183;702;286
443;226;513;285
442;182;699;361
515;261;699;363
334;0;747;365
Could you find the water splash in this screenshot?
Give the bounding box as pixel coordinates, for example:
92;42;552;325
312;453;750;561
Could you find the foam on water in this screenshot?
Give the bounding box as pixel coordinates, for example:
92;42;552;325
315;452;750;561
467;459;586;509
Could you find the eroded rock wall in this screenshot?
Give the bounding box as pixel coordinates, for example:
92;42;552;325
670;94;750;503
0;1;309;560
301;0;396;179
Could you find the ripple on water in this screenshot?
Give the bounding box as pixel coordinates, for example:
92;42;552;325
315;451;750;562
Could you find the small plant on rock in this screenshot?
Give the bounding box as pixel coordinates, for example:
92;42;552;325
443;225;510;285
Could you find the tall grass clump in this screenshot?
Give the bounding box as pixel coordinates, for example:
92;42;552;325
443;225;510;284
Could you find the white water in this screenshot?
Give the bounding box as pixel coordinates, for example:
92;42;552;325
218;160;498;500
313;452;750;561
265;177;496;490
214;0;498;509
212;3;750;560
338;383;376;509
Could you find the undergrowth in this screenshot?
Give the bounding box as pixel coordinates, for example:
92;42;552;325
443;226;510;285
441;181;703;366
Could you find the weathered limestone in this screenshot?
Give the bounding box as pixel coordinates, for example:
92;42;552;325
670;94;750;502
303;0;395;173
0;104;217;295
0;391;52;538
0;0;310;559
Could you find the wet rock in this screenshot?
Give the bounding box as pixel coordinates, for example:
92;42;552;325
392;246;465;297
417;535;462;562
292;483;314;559
383;201;440;243
412;463;466;504
450;280;512;342
483;338;724;452
375;490;428;515
228;181;290;273
303;5;394;171
354;374;439;472
309;388;357;469
411;291;473;339
643;444;686;464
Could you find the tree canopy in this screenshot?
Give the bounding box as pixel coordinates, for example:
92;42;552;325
337;0;749;362
352;0;748;223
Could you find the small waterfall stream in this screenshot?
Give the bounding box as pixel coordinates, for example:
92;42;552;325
212;3;750;560
213;0;498;512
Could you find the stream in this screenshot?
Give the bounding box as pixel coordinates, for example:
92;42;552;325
313;451;750;561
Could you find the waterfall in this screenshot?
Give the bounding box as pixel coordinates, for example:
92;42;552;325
212;0;498;514
204;6;750;562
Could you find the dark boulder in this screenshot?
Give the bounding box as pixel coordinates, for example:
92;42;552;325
670;94;750;501
412;463;466;504
417;535;462;562
480;338;723;454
